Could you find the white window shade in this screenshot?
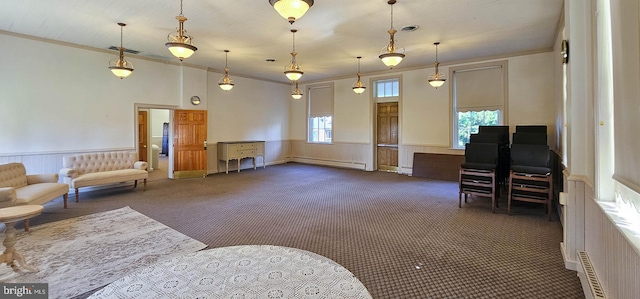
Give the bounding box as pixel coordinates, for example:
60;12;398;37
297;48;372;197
454;66;504;112
611;0;640;197
309;85;333;117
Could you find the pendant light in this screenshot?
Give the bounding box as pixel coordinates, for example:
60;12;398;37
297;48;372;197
291;81;303;100
427;42;447;89
218;50;235;91
108;23;134;79
166;0;197;61
379;0;405;68
284;29;304;81
352;56;366;94
269;0;314;24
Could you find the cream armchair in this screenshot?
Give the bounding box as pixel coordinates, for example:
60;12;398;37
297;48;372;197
0;162;69;230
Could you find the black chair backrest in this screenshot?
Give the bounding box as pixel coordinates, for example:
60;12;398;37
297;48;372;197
470;133;501;144
512;132;547;145
510;144;549;167
464;143;499;164
515;125;547;134
478;126;509;144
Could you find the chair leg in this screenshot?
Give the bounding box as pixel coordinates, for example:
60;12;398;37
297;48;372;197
24;219;29;232
458;168;463;208
75;188;79;202
134;180;138;189
143;178;147;190
547;177;553;221
63;194;68;209
491;172;496;213
507;171;513;215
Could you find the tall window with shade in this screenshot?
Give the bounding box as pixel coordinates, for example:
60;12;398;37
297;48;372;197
452;62;507;148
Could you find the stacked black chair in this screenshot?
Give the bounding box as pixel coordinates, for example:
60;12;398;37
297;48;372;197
515;125;547;134
512;132;547;145
507;143;553;220
478;126;510;188
459;142;499;213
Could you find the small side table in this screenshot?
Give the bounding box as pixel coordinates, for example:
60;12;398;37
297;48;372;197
0;205;43;272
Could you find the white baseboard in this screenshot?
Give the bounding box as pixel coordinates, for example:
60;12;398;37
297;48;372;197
288;157;366;170
560;242;578;271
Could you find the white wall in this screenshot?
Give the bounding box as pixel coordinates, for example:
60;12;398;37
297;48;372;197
0;32;291;175
150;109;169;149
508;52;557;147
293;52;556;173
0;33;181;155
207;72;291;172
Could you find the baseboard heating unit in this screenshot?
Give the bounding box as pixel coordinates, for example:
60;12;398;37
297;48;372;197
577;251;606;299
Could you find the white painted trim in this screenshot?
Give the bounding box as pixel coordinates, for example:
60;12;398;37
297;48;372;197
289;157;367;170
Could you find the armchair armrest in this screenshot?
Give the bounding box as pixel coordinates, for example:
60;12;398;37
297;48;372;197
0;187;17;208
59;168;78;179
27;173;59;184
133;161;148;171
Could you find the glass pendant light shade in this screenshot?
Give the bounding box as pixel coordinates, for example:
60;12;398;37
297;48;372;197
109;53;134;79
108;23;134;79
285;65;303;81
166;0;197;61
291;81;303;99
218;50;235;91
285;29;304;81
269;0;314;24
427;42;447;89
379;0;405;68
352;56;366;94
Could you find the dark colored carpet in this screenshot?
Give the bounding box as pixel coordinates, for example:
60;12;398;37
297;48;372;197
28;163;583;298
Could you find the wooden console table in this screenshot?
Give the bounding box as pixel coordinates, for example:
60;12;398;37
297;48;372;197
217;141;265;174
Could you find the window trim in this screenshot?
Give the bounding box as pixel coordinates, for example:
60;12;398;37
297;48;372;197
449;60;509;149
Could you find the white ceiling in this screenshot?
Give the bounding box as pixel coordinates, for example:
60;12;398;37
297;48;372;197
0;0;563;83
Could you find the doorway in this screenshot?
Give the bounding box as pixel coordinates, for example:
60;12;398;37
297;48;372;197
135;105;174;180
376;102;399;172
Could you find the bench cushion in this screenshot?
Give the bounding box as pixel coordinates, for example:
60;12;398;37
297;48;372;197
70;169;148;189
15;183;69;206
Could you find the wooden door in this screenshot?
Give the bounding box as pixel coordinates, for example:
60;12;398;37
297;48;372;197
173;110;207;179
138;110;148;162
377;102;398;172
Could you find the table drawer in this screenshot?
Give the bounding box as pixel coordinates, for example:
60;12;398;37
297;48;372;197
237;150;255;158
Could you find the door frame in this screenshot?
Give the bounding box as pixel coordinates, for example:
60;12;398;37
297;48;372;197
134;103;179;179
370;75;403;173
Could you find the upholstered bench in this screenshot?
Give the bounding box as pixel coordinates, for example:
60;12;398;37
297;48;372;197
59;151;148;201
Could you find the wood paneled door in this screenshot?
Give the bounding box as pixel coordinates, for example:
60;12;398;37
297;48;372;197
377;102;398;172
173;110;208;179
138;110;148;162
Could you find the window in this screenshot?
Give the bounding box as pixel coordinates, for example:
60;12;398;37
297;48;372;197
376;79;399;98
452;63;506;148
456;110;500;147
308;84;333;143
309;116;332;143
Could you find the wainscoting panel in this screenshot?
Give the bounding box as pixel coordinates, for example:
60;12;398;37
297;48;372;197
584;198;640;299
561;176;588;271
289;141;370;170
0;148;133;181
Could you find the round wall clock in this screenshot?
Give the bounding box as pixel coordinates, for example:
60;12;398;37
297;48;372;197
561;39;569;64
190;96;201;105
